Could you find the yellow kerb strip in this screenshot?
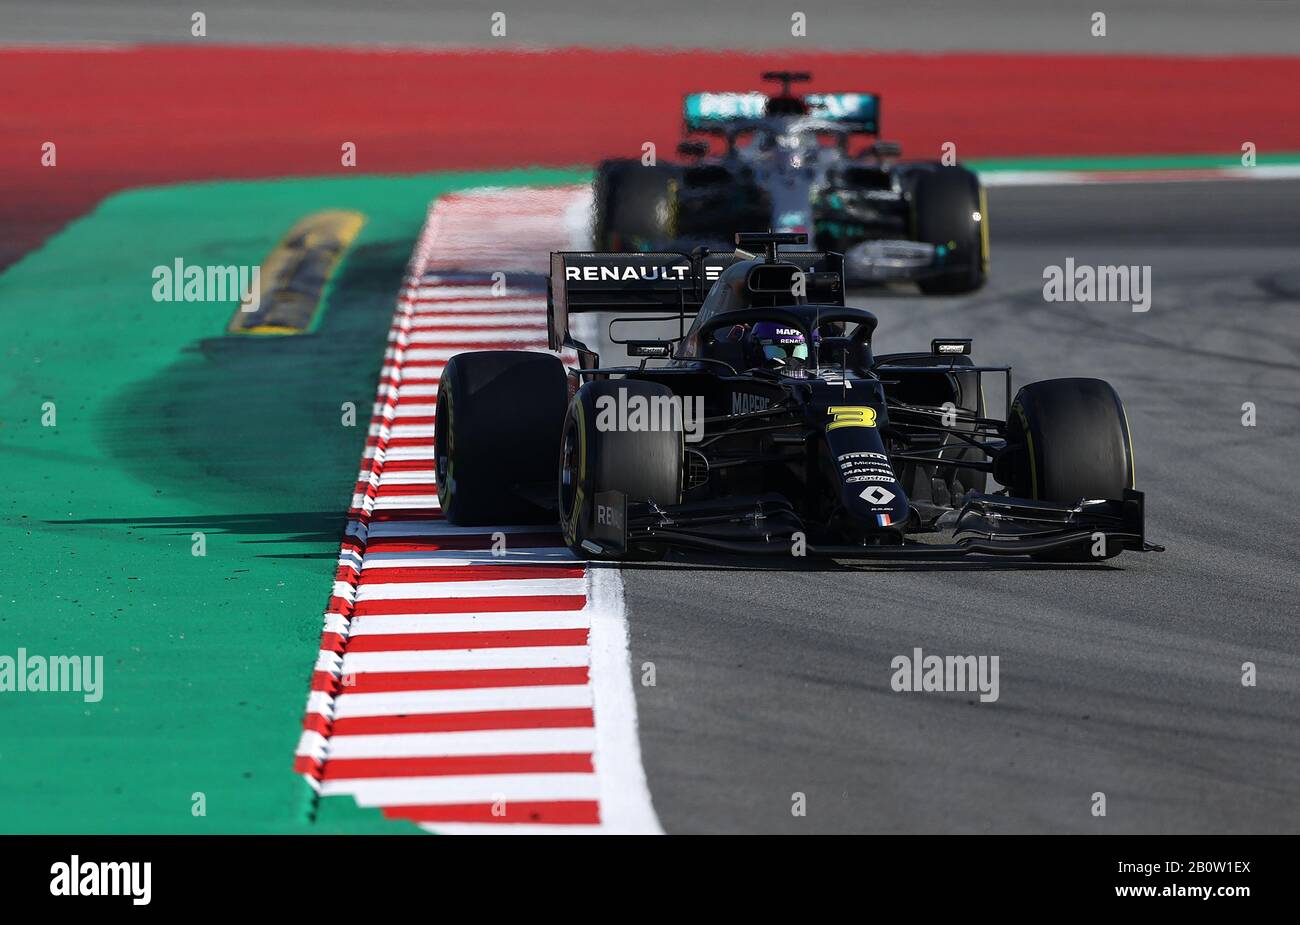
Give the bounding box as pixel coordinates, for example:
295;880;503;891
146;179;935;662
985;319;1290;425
228;209;366;335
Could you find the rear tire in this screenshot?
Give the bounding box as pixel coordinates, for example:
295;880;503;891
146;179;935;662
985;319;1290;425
559;379;683;559
593;160;679;251
913;167;987;295
434;351;568;525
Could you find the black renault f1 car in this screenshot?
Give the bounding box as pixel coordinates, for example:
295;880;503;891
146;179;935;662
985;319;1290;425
434;233;1160;562
594;71;988;294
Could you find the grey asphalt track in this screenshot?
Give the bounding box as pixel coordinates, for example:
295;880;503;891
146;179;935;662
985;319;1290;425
13;0;1296;837
5;0;1299;53
608;179;1300;833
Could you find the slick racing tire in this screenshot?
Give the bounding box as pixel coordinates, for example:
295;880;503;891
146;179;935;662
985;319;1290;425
559;379;683;560
912;167;988;296
1000;377;1136;562
593;160;679;252
434;351;568;525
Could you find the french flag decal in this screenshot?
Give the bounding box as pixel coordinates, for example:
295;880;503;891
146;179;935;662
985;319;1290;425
876;513;893;527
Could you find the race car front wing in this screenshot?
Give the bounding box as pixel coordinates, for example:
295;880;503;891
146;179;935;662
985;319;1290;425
582;489;1164;560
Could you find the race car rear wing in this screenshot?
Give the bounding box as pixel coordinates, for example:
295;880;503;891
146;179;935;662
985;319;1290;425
547;249;844;351
548;251;742;351
682;91;880;135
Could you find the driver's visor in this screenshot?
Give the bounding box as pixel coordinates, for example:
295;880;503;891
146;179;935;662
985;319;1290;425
762;343;809;362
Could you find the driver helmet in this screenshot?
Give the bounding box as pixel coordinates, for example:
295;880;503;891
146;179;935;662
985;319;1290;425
750;321;816;372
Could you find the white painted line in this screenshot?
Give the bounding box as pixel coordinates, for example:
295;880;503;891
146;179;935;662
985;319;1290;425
304;691;335;716
365;521;549;537
323;772;600;806
377;469;439;485
411;312;546;327
408;286;501;300
405;346;549;362
395;384;439;398
372;495;441;510
323;613;350;635
406;329;543;345
584;565;664;834
386;424;436;439
297;730;327;761
339;646;589;674
324;726;597;758
377;447;437;462
347;611;590;635
392;403;438;418
360;548;574;567
354;577;587;600
332;685;594;718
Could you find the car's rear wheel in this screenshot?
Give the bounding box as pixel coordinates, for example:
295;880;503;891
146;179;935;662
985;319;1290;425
912;167;987;296
593;160;679;251
998;377;1135;561
434;351;568;525
559;379;683;559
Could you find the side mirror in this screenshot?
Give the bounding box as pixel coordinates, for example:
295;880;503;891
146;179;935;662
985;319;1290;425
677;140;709;159
931;338;972;356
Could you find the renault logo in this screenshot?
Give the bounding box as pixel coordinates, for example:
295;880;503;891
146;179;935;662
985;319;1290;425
859;486;895;505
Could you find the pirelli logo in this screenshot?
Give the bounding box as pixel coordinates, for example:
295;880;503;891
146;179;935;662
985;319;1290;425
826;406;877;430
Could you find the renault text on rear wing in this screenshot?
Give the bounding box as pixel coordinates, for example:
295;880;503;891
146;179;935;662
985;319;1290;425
548;251;746;350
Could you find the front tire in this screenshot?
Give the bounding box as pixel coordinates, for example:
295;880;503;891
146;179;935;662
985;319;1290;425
998;377;1136;562
1003;377;1134;504
559;380;683;559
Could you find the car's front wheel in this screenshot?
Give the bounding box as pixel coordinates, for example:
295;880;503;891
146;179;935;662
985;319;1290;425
997;377;1136;561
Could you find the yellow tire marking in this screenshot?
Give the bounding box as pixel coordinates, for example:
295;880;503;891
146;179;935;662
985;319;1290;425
565;402;587;543
978;186;990;273
1121;403;1136;488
